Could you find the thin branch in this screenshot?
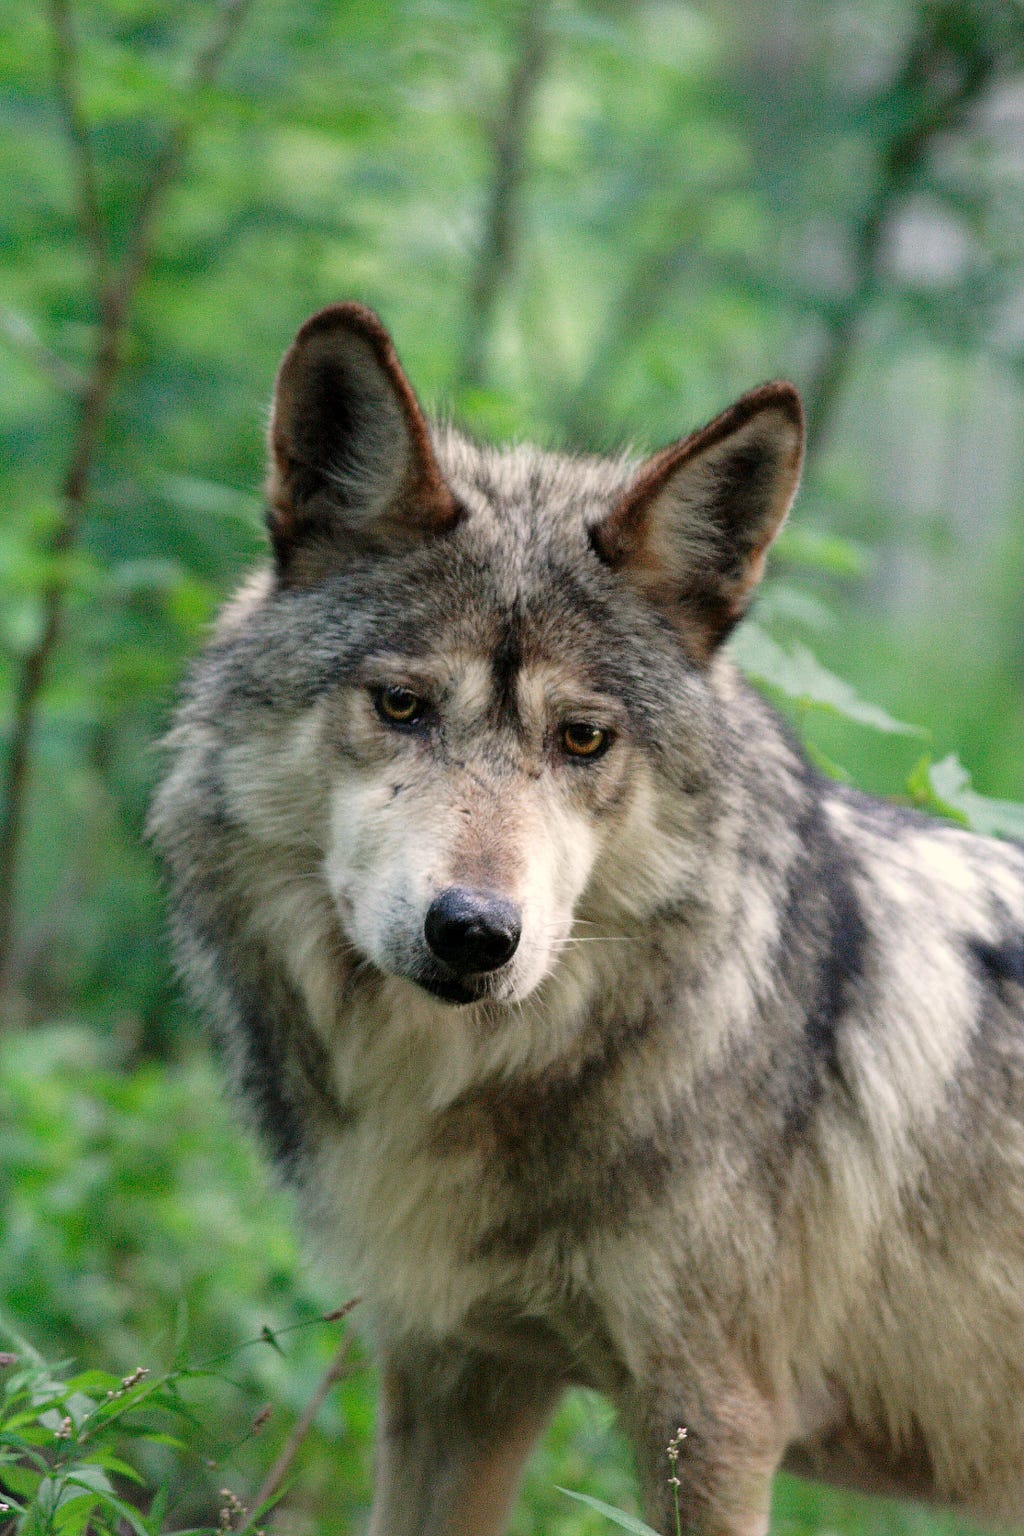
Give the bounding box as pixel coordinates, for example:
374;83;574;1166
0;0;254;1001
48;0;109;293
802;35;997;455
112;0;254;322
559;9;1003;461
251;1332;359;1516
456;0;553;392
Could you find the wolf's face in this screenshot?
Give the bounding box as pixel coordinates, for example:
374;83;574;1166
320;637;632;1004
224;303;803;1009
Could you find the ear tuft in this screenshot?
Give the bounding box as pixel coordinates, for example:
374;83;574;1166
592;381;804;658
266;303;457;579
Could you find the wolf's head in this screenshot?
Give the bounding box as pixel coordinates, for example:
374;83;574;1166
164;305;803;1016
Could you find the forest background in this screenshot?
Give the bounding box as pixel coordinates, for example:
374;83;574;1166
2;0;1024;1531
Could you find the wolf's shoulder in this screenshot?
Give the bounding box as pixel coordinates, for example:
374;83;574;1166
813;778;1024;987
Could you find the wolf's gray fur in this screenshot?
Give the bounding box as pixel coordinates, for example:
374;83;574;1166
151;304;1024;1536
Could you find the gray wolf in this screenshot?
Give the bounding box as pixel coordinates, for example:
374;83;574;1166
150;303;1024;1536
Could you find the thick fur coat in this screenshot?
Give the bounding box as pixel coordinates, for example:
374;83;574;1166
150;304;1024;1536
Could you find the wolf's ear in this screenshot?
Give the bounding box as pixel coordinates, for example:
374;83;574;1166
266;303;458;578
591;382;804;659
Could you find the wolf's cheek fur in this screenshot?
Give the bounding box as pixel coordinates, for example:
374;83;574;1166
218;709;330;851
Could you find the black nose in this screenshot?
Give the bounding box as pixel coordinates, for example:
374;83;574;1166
424;887;522;975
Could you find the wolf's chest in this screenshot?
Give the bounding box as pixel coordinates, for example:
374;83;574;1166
305;979;694;1336
308;1097;563;1337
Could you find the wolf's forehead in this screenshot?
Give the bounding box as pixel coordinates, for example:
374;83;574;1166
432;425;636;541
386;644;603;698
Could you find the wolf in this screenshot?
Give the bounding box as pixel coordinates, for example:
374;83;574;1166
150;302;1024;1536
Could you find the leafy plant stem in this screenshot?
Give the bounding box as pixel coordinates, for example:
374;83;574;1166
248;1331;358;1520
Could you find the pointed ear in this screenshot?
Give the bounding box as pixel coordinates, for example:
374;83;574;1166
266;303;458;578
591;382;804;659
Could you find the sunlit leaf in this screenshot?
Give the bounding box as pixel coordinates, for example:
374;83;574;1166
730;624;925;737
558;1487;661;1536
157;475;262;527
910;754;1024;839
774;525;869;576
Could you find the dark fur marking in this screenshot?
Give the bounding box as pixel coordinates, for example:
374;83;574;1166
191;758;235;833
772;780;869;1139
490;617;523;729
183;904;356;1177
522;565;703;740
784;1408;937;1505
433;1009;669;1256
806;839;869;1071
236;1001;308;1171
968;934;1024;999
474;1132;673;1258
234;988;358;1176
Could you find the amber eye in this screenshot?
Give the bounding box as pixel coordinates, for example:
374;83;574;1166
374;685;426;726
560;721;610;759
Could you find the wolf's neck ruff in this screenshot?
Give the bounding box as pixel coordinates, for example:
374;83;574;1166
151;303;1024;1536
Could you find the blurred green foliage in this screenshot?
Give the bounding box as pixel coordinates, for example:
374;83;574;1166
2;0;1024;1530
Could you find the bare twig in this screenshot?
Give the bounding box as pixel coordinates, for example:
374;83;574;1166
48;0;109;293
802;33;997;454
0;0;254;1001
457;0;553;391
251;1330;360;1516
560;8;1002;459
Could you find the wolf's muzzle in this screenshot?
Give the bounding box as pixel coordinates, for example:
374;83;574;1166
424;887;522;976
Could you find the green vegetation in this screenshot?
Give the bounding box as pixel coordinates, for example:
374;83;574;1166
2;0;1024;1530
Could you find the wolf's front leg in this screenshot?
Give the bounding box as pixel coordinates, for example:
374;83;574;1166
624;1372;784;1536
367;1341;564;1536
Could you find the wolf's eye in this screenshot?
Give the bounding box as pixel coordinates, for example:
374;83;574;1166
560;721;610;759
374;686;426;726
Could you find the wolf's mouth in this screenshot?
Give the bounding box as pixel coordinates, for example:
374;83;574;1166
412;961;494;1007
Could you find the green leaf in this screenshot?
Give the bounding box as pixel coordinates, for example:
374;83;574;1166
81;1450;145;1485
803;740;852;783
906;756;968;825
131;1430;186;1451
911;755;1024;839
58;1373;121;1399
755;585;833;634
0;1461;42;1497
156;474;262;526
61;1480;152;1536
142;1484;168;1536
558;1488;662;1536
53;1491;101;1536
731;624;924;737
0;1434;50;1464
774;525;868;576
1;1408;55;1433
62;1465;114;1496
